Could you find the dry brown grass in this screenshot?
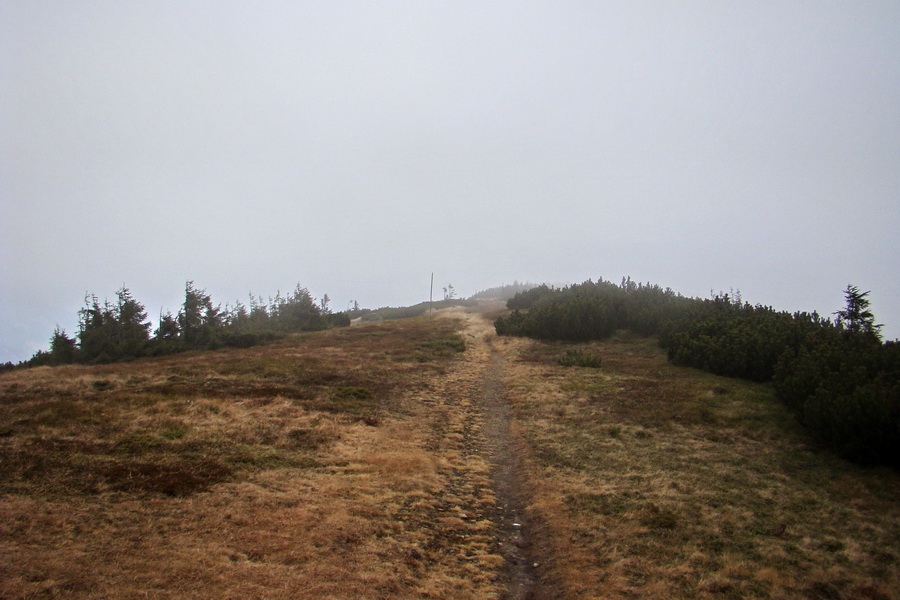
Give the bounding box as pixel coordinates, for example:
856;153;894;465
0;317;505;600
496;331;900;600
6;309;898;599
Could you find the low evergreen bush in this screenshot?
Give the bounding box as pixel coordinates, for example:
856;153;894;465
557;348;602;368
495;278;900;467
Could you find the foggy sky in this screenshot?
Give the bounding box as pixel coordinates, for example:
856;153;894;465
2;1;899;363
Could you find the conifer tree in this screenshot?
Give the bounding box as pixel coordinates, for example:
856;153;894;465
177;281;220;347
114;287;151;358
76;287;150;362
835;285;882;340
49;327;77;364
77;294;115;362
155;311;180;341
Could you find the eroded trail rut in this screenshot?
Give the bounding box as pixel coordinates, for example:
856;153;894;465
428;310;540;599
481;341;537;600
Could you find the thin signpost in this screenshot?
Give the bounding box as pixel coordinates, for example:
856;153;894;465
429;272;434;316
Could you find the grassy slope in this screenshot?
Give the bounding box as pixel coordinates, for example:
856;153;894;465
498;331;900;600
0;318;499;600
2;311;898;599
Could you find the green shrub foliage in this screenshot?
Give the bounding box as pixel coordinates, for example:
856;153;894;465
470;281;541;301
358;298;476;322
496;278;899;467
774;334;900;465
557;348;602;368
496;278;691;341
505;284;558;310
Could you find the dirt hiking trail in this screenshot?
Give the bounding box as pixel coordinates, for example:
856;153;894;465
433;307;543;600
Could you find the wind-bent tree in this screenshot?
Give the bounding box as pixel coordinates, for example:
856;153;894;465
443;284;456;301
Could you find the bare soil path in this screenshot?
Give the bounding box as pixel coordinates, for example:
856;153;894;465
481;339;538;600
434;307;542;600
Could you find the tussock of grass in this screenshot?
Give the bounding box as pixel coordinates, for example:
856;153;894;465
417;334;467;359
557;347;602;368
98;457;232;496
284;427;334;451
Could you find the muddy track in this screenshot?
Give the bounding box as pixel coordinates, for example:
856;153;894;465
481;339;538;600
436;310;542;600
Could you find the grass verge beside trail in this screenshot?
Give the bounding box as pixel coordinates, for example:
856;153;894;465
497;331;900;600
0;317;499;600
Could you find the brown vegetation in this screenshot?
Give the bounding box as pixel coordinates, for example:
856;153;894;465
3;305;898;599
496;331;900;599
0;317;504;599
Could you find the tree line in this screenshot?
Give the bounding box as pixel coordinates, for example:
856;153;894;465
23;282;350;367
495;278;899;467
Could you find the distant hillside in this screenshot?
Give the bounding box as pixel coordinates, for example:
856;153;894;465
469;281;541;300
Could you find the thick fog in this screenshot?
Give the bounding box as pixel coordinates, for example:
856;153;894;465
2;1;899;362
